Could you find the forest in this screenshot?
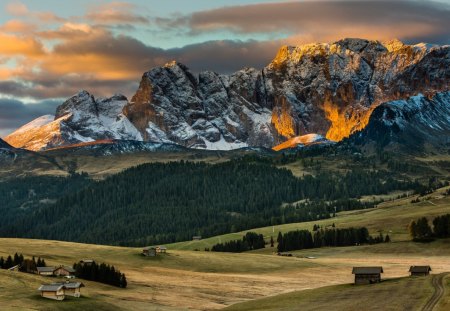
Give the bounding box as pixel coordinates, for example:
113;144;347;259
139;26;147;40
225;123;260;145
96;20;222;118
211;232;265;252
0;159;426;246
277;227;388;252
73;261;127;288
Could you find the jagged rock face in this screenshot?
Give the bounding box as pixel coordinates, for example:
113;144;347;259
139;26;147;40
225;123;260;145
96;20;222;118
123;39;449;148
350;91;450;148
262;38;449;142
124;62;275;149
5;91;142;151
5;38;450;151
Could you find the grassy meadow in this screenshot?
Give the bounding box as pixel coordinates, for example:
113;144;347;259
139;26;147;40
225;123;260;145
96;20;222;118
0;185;449;310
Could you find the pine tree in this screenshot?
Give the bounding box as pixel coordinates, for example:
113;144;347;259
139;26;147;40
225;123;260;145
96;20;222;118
277;232;284;252
5;255;13;269
270;236;274;247
384;234;391;243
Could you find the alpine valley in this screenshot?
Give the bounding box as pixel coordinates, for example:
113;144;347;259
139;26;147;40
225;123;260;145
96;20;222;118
1;38;450;311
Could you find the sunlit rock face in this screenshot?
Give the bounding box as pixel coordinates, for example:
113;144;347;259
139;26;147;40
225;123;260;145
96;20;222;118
262;38;449;142
124;38;449;148
6;38;449;151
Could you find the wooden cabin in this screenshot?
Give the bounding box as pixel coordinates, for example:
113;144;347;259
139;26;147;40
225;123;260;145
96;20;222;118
192;236;202;241
38;284;66;300
352;267;383;285
142;247;157;257
53;266;75;277
52;282;85;298
409;266;431;276
37;266;55;276
156;246;167;253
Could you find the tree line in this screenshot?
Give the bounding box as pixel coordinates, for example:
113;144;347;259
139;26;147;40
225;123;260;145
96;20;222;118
277;227;389;252
0;252;46;273
0;159;422;246
73;261;127;288
409;214;450;241
210;232;265;252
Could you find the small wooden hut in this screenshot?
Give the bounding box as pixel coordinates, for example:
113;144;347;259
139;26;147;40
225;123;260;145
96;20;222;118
142;247;157;257
52;282;85;297
38;284;66;300
352;267;383;285
409;266;431;276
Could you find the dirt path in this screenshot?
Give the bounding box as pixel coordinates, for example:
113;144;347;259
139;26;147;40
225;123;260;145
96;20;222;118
422;273;448;311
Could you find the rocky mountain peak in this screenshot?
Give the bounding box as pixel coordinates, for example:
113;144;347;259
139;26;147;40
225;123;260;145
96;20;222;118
55;90;96;119
5;38;449;151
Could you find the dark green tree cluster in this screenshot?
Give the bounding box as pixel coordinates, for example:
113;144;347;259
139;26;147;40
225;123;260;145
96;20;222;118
73;261;127;288
277;230;313;252
0;253;45;273
277;227;385;252
211;232;265;252
409;214;450;241
433;214;450;238
409;217;433;241
0;253;23;269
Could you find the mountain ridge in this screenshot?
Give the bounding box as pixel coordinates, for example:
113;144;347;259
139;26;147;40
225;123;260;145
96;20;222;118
4;38;450;151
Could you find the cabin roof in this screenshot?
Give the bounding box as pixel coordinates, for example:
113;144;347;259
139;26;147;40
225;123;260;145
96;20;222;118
157;246;167;249
38;284;65;292
409;265;431;273
37;267;55;272
352;267;384;274
80;259;94;263
55;266;75;273
51;282;85;289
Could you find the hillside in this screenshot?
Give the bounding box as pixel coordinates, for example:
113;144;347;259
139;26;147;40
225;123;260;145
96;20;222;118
224;276;446;311
1;188;450;310
0;154;434;246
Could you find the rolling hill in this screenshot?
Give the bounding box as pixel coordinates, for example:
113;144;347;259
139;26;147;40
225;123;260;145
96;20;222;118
1;187;450;310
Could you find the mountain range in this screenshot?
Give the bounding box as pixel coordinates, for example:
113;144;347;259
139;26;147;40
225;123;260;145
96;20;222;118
3;38;450;152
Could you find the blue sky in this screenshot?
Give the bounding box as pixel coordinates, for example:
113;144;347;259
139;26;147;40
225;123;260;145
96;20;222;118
0;0;449;136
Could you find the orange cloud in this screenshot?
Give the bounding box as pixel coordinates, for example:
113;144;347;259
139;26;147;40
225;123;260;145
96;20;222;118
0;33;45;56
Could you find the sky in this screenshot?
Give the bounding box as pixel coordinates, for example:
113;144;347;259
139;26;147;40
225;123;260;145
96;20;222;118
0;0;449;137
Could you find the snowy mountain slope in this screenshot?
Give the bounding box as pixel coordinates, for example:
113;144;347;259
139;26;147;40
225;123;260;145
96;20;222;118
5;91;142;151
44;139;187;156
349;91;450;149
